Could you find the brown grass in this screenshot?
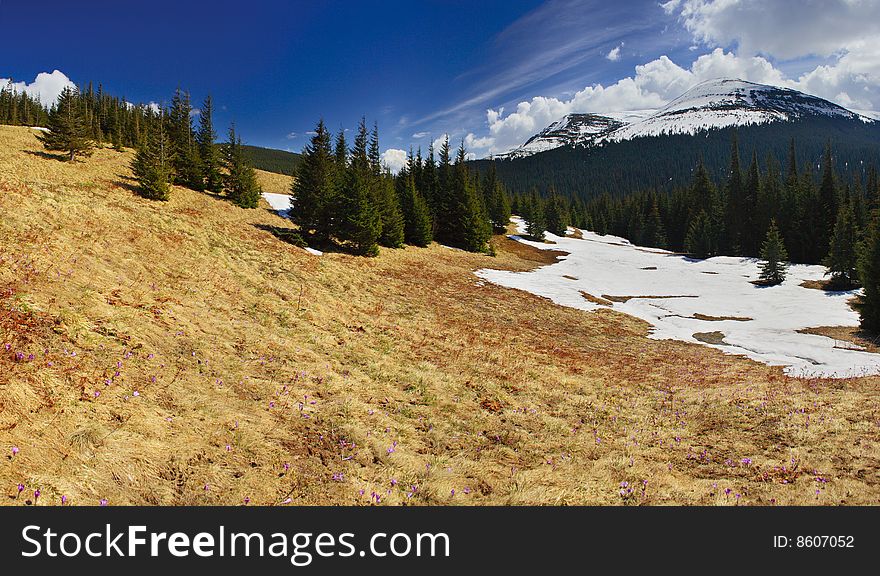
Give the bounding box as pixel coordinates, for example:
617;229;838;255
692;313;753;322
799;326;880;353
2;125;880;506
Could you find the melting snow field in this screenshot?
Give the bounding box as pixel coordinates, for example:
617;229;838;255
477;218;879;378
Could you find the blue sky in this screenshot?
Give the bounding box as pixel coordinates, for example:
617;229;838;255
3;0;879;165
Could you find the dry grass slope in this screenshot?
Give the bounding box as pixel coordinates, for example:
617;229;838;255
1;125;879;505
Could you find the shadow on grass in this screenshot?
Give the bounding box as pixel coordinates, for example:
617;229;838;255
253;224;349;255
24;149;70;162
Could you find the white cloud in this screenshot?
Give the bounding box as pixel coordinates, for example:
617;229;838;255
411;131;429;138
480;39;880;156
380;148;408;174
671;0;880;60
286;132;298;139
606;45;622;62
0;69;75;108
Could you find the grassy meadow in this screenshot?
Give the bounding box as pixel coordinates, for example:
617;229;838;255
1;125;879;505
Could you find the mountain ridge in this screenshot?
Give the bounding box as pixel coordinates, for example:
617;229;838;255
497;78;875;160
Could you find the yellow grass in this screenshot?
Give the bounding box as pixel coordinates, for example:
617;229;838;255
1;124;879;505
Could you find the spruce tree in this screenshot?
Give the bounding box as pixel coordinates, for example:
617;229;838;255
857;216;880;333
168;89;204;190
399;153;433;247
37;86;94;161
723;132;744;254
377;175;405;248
644;198;667;249
685;210;714;259
523;188;545;240
818;143;838;256
743;152;761;256
484;161;512;233
544;191;569;236
291;120;336;241
449;143;491;252
758;220;789;286
824;202;858;289
131;111;173;201
223;124;261;208
197;95;223;193
337;119;380;255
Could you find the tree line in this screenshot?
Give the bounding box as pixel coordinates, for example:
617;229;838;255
291;119;511;256
22;82;260;207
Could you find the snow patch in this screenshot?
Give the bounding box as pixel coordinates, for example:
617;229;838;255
262;192;292;217
477;217;877;378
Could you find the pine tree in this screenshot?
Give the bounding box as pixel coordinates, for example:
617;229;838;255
743;152;761;256
824;202;859;289
723;132;744;254
223;124;261;208
445;142;491;252
131;111;172;201
544;191;569;236
399;153;433;247
483;161;512;233
377;175;405;248
337;119;380;255
168;89;204;190
523;188;545;240
817;143;838;256
758;220;789;286
644;197;667;249
197;95;223;193
857;216;880;333
37;86;94;161
685;210;715;259
434;136;454;243
291;120;336;241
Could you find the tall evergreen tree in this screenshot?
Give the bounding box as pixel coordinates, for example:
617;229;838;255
223;124;261;208
292;120;336;242
758;220;789;285
483;161;511;233
337;119;380;255
544;191;569;236
167;89;203;190
685;210;715;259
399;152;433;247
817;143;838;256
824;202;859;289
743;152;761;256
196;95;223;193
723;132;744;254
448;142;491;252
37;86;94;161
857;215;880;333
523;187;545;240
644;197;667;249
131;111;173;201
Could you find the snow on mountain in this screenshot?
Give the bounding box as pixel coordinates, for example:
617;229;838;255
498;78;875;159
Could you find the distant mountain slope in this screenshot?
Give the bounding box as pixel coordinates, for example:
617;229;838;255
477;79;880;198
497;78;874;160
240;144;301;176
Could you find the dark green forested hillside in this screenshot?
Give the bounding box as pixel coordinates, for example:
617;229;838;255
240;144;302;176
474;116;880;199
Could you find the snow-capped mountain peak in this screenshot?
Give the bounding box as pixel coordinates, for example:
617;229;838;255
498;78;873;159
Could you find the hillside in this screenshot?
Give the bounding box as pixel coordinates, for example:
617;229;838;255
484;79;880;197
241;144;301;176
2;125;880;505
